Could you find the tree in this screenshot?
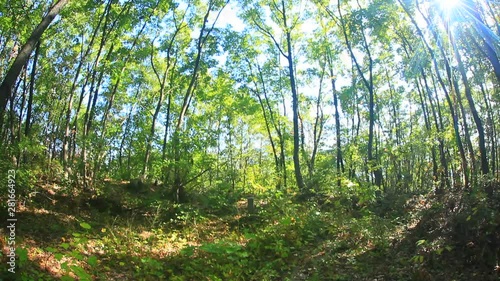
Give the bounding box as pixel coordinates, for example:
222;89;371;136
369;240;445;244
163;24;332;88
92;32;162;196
172;0;229;202
328;0;384;187
242;0;307;192
0;0;69;128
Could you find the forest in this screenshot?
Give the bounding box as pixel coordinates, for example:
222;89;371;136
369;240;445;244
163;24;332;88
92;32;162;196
0;0;499;280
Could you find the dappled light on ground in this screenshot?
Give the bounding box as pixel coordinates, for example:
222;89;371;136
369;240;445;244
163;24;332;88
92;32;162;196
1;181;498;280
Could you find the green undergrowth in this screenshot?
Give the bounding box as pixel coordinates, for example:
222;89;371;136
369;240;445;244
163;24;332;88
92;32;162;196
1;181;499;280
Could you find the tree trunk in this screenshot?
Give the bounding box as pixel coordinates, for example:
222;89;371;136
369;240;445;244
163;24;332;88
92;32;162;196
62;4;106;170
310;68;325;178
450;33;490;195
337;0;382;187
422;70;450;191
403;0;469;190
285;28;306;192
172;0;228;202
144;22;179;178
327;56;344;187
24;40;40;139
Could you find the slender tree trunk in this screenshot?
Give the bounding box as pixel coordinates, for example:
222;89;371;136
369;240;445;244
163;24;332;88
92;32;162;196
338;0;382;187
327;56;344;187
161;90;172;160
252;87;280;184
172;0;228;202
256;61;286;188
310;69;325;178
82;42;113;188
97;20;149;179
69;65;92;162
416;77;439;181
80;1;118;188
286;33;306;191
417;0;474;189
479;82;496;179
118;87;140;177
299;113;310;177
454;78;477;174
17;72;27;157
62;5;106;170
144;21;180;178
402;0;469;190
13;69;28;166
24;41;40;139
422;70;449;191
8;78;23;153
450;33;490;195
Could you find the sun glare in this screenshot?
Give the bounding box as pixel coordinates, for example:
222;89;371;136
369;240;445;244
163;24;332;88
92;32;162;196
436;0;465;24
438;0;461;13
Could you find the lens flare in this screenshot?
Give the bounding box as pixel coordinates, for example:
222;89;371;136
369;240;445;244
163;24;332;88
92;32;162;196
437;0;464;25
439;0;462;15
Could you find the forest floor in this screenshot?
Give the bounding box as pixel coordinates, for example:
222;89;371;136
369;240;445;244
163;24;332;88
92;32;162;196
1;180;499;281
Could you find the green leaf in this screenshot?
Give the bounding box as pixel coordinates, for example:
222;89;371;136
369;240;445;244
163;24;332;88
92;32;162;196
281;217;292;226
411;255;425;264
238;251;250;258
17;248;28;264
46;247;57;253
55;253;64;261
70;265;92;280
181;246;195;256
80;222;92;230
71;251;83;260
88;255;98;267
225;246;238;254
61;243;70;250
